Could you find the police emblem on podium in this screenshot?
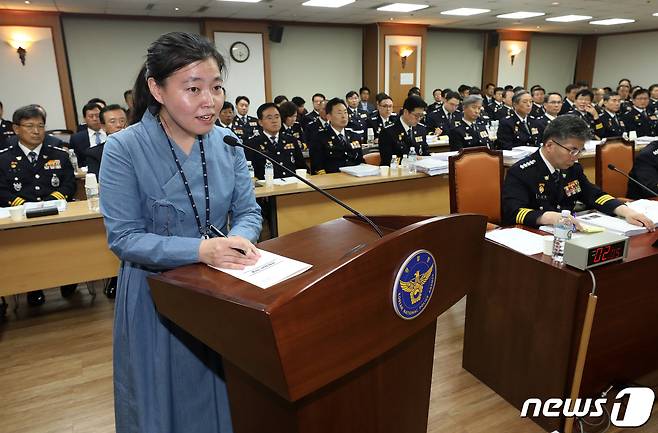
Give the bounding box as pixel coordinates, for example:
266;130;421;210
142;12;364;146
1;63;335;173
392;250;436;320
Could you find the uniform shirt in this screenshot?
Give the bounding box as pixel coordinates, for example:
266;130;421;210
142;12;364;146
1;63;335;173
621;107;656;137
648;98;658;116
486;101;502;118
87;127;107;148
244;132;307;180
309;126;364;175
235;114;259;139
0;142;76;206
494;105;514;121
567;110;604;137
530;103;545;118
627;140;658;199
347;107;369;143
620;99;633;115
502;149;624;227
302;110;320;128
530;114;555;146
448;118;493;151
217;120;248;142
496;112;541;150
599;110;626;138
378;117;429;166
280;122;307;149
368;112;397;140
425;107;460;135
427;101;442;113
0;118;13;149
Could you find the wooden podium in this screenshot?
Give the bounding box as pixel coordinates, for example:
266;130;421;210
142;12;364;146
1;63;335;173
149;214;487;433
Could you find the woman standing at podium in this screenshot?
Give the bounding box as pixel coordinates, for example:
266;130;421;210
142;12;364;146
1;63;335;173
99;32;262;433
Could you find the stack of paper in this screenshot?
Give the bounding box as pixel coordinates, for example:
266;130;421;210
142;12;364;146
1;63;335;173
635;136;657;145
414;158;449;176
24;200;67;212
485;228;545;255
576;211;651;236
210;249;312;289
339;164;381;177
430;151;458;161
512;146;540;154
584;140;603;151
625;199;658;225
503;149;533;160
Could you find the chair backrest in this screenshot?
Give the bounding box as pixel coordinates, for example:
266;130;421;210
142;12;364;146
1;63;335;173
595;137;635;198
449;147;504;224
364;152;381;166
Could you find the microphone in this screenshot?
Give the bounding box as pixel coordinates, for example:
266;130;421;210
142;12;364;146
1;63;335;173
224;135;384;238
607;164;658;198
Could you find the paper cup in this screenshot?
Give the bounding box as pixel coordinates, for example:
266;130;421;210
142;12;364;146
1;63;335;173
9;205;24;222
543;235;554;256
379;166;390;176
628;130;638;141
295;168;308;178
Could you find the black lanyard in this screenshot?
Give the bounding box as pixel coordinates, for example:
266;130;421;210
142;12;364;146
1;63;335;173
159;117;210;238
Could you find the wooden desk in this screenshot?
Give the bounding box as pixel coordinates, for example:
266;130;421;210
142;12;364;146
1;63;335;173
462;227;658;432
254;171;450;236
0;201;119;296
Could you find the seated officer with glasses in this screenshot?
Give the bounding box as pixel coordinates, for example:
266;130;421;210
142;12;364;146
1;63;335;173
378;95;429;166
0;105;77;306
502;115;654;229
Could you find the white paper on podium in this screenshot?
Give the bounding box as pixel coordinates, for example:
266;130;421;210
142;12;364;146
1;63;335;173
209;249;313;289
485;228;544;255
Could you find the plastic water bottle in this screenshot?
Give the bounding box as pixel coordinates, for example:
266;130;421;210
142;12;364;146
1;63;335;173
552;210;573;263
247;160;255;180
68;149;79;172
85;173;99;212
264;160;274;185
389;157;398;174
408;147;417;174
400;155;409;174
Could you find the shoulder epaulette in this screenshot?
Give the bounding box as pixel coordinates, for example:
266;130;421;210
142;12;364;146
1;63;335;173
652;148;658;156
519;159;537;170
417;122;426;127
0;147;11;154
383;123;395;129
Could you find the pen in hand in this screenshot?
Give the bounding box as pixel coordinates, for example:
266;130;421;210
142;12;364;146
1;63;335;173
208;224;247;255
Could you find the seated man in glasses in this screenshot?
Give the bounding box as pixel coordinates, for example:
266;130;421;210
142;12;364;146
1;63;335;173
502;115;653;229
378;95;429;166
0;105;77;306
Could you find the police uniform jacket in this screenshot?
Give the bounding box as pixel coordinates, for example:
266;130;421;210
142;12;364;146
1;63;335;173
347;107;369;143
281;122;307;149
599;111;626;138
486;101;502;118
502;149;624;227
530;103;545;118
496;113;542;150
245;132;307;180
567;110;604;137
309;126;364;175
425;108;459;135
559;99;575;116
216;120;248;142
378;118;429;166
448;118;493;151
621;108;656;137
302;110;320;128
84;143;105;178
649;99;658;116
627;140;658;199
0;119;14;149
494;105;514;121
620;99;633;115
235;114;259;139
0;143;76;206
368;113;397;140
427;102;442;113
530;114;554;146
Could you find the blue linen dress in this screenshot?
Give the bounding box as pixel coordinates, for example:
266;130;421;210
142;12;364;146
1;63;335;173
99;110;262;433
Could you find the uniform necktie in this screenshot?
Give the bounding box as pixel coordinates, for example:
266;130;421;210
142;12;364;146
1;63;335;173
338;133;347;146
95;131;101;145
269;135;277;147
407;128;414;141
28;151;37;165
521;120;530;134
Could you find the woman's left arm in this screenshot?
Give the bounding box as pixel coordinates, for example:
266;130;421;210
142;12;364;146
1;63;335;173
228;146;263;243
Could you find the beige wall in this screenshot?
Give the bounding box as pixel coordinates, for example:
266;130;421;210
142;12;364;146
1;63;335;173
269;25;362;102
526;34;579;94
62;17;200;120
593;31;658;89
424;31;483;101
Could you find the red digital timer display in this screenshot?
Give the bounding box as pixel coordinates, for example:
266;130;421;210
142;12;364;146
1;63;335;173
587;241;626;266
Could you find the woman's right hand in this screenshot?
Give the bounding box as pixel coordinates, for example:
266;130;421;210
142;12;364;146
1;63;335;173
199;236;261;270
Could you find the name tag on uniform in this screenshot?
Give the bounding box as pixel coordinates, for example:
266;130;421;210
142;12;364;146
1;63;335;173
531;128;539;135
415;136;423;142
44;159;61;170
249;121;258;127
360;113;368;119
480;131;489;138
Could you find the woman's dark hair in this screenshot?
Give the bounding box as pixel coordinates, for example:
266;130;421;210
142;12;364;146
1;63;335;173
278;101;298;122
131;32;225;125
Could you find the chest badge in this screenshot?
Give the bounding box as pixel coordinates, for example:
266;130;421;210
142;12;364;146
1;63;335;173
538;183;545;194
13;181;22;192
51;173;60;188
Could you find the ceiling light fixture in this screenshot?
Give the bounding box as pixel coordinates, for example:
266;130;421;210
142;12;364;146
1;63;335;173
589;18;635;25
216;0;262;3
440;8;490;16
302;0;355;7
497;11;545;19
377;3;429;13
546;15;592;22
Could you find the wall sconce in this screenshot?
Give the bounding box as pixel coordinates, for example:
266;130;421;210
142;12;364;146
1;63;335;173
508;45;522;66
7;35;33;66
399;47;414;69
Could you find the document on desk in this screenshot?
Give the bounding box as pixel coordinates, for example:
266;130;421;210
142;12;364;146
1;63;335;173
576;211;650;236
625;199;658;225
485;228;545;255
209;249;312;289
